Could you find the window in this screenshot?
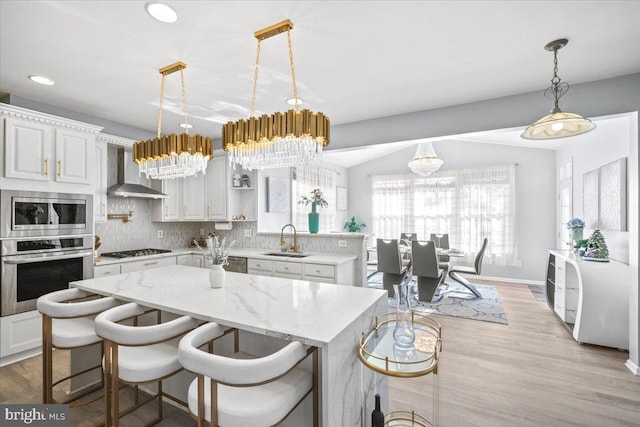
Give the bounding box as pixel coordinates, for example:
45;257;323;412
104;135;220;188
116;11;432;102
371;164;517;266
292;165;337;232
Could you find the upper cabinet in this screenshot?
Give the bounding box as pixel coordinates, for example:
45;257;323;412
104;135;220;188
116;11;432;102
152;169;207;222
0;104;102;194
205;156;228;221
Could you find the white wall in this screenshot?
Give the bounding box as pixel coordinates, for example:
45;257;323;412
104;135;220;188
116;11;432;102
556;114;632;264
348;139;556;282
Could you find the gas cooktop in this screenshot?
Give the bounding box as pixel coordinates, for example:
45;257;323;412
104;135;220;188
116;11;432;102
101;248;172;258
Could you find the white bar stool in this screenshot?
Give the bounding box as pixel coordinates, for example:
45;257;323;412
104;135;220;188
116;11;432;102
178;322;318;427
95;302;198;427
36;288;120;405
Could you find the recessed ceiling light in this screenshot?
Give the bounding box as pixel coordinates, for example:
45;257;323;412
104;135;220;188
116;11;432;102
179;123;193;129
286;98;303;106
145;1;178;23
28;75;55;86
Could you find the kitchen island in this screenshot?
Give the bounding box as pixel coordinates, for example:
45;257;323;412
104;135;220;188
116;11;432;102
71;265;388;427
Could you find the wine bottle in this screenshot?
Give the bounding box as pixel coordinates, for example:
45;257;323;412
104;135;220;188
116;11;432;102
372;393;384;427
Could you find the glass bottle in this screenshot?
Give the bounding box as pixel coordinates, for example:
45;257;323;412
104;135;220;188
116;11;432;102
371;393;384;427
393;282;415;348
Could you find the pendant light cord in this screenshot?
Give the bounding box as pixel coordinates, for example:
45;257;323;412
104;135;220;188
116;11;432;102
287;29;300;112
180;69;190;135
250;40;262;118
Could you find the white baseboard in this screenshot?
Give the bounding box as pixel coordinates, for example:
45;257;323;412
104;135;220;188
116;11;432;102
0;347;41;367
625;358;640;375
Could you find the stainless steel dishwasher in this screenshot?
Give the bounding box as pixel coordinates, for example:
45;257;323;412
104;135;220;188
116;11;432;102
224;256;247;273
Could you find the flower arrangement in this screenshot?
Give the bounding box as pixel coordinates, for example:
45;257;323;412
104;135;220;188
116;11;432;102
566;218;585;229
344;216;366;232
298;188;328;208
193;235;235;266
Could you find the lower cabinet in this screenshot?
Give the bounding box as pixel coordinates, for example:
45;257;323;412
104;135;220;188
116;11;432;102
0;310;42;366
246;258;353;285
94;263;122;278
120;256;177;274
248;259;273;276
177;254;205;268
273;261;302;279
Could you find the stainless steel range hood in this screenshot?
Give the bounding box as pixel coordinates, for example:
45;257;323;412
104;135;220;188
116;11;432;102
107;148;168;199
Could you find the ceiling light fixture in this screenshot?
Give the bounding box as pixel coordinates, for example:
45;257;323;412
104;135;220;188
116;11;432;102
286;97;303;106
28;75;55;86
222;19;330;170
408;142;443;177
521;38;595;140
145;1;177;23
133;61;212;179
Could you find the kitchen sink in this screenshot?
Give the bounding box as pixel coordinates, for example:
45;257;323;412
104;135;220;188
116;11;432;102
263;252;309;258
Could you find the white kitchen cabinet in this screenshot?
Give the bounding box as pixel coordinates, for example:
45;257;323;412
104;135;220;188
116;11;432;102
228;167;257;221
303;263;336;283
120;256;176;273
152;174;206;222
247;258;273;276
177;254;206;268
205;156;228;220
0;310;42;366
94;140;108;222
273;260;302;279
94;263;121;278
1;104;102;193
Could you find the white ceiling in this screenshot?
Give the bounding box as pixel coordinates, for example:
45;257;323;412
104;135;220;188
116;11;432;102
1;1;639;147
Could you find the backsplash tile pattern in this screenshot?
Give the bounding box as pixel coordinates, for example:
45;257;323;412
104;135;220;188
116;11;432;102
96;207;368;285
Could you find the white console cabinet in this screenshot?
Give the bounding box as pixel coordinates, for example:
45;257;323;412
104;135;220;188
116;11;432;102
546;250;629;349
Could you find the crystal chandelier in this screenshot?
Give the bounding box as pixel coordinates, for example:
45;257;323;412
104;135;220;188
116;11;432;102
521;39;595;140
133;62;212;179
222;20;330;170
408;142;443;176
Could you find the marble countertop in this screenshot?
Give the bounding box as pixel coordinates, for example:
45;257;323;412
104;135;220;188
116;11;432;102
72;265;386;347
95;247;358;267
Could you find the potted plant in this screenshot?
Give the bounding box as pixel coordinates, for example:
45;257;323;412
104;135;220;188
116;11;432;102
298;188;328;234
574;238;589;256
566;217;585;250
344;216;366;232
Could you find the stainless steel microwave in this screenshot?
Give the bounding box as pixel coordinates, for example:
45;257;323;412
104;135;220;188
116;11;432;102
0;190;93;238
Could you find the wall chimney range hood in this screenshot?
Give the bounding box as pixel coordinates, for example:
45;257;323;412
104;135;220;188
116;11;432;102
107;148;168;199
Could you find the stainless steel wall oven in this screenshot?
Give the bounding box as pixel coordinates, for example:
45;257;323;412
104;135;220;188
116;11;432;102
1;191;94;316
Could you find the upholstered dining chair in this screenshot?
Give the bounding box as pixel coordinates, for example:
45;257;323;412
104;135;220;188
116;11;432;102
178;322;317;427
430;233;451;271
400;232;417;241
411;240;446;302
448;237;488;298
376;239;411;297
95;302;198;426
37;288;120;406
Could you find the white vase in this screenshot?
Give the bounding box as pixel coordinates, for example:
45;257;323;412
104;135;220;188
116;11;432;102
209;265;225;288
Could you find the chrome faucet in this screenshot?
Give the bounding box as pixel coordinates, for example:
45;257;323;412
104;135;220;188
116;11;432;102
280;224;298;253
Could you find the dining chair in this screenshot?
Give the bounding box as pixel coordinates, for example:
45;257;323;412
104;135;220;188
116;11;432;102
411;240;445;302
95;302;198;426
37;288;120;406
178;322;317;427
376;239;411;297
448;237;488;298
400;232;417;241
430;233;451;270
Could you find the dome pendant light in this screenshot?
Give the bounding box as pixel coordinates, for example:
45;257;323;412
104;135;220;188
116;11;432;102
521;39;595;140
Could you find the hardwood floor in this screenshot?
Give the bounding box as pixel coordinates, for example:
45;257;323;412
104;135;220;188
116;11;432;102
1;281;639;426
389;280;640;427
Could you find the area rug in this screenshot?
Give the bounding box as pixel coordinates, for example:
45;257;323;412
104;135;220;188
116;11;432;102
528;284;546;302
367;273;508;325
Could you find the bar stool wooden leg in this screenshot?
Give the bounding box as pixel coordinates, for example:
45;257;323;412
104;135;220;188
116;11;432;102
103;340;112;427
111;344;120;427
42;315;53;404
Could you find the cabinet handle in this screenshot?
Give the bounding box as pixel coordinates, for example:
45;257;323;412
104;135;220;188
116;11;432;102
165;206;168;216
104;271;112;275
43;158;49;176
101;202;105;216
144;261;159;266
57;160;62;176
207;205;210;217
183;206;186;217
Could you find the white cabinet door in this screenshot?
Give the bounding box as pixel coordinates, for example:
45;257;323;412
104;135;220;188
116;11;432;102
273;261;302;279
4;117;51;181
206;156;228;220
182;173;206;220
162;179;182;221
55;128;93;184
176;254;193;266
0;310;42;358
94;264;121;277
193;254;205;268
94;141;108;222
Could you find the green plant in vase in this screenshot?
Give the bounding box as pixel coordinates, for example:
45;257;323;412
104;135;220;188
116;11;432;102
344;216;366;232
298;188;328;234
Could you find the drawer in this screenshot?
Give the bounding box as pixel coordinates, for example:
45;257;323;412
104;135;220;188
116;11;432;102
303;263;335;280
176;254;193;266
273;261;302;276
120;256;176;273
94;264;121;278
248;258;273;273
